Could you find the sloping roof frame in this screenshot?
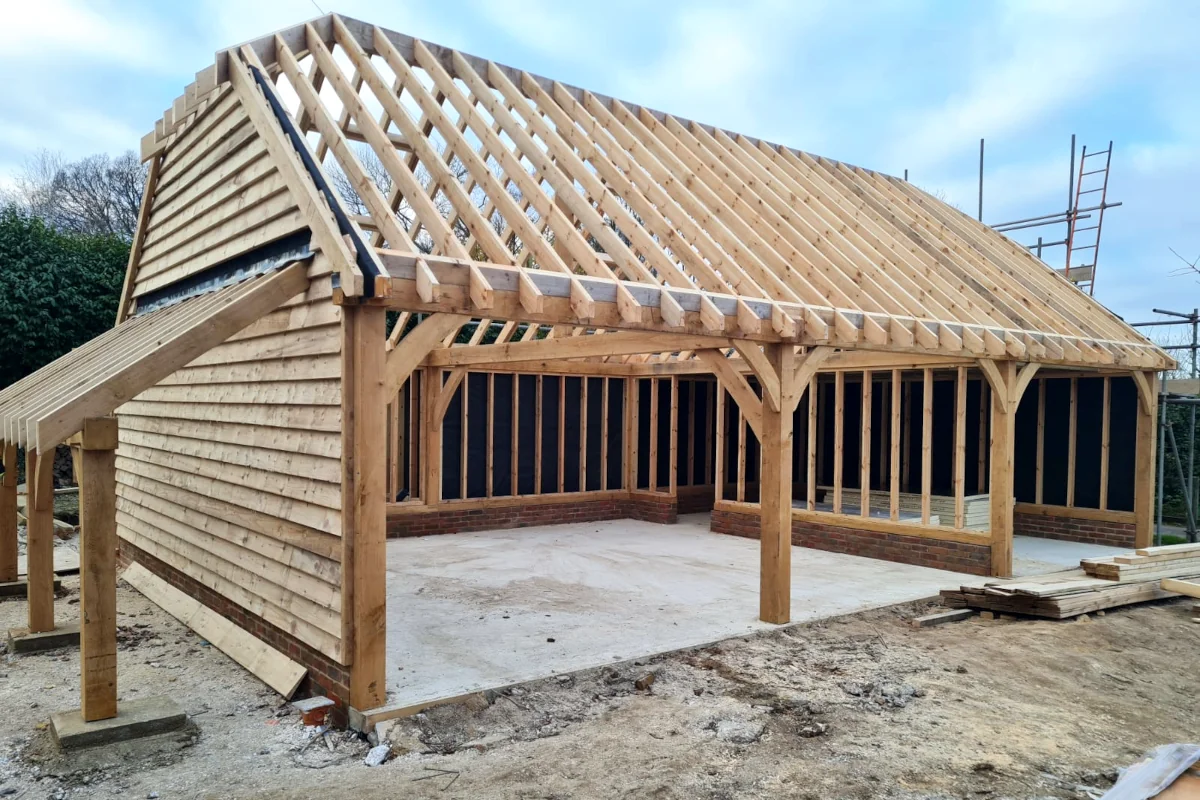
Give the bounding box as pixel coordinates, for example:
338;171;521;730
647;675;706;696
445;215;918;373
139;13;1172;373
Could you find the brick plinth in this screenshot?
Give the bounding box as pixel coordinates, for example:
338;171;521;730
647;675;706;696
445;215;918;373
1013;511;1135;548
710;507;992;576
387;493;679;538
676;485;716;515
117;542;350;723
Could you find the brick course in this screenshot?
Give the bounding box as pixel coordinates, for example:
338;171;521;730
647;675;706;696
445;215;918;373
710;507;992;576
1013;511;1135;548
387;493;678;537
117;541;351;724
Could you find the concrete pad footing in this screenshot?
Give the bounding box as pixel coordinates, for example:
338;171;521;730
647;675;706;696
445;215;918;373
0;579;62;598
51;697;188;750
7;622;80;653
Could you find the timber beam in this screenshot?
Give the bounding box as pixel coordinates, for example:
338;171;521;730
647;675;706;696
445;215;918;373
364;250;1166;368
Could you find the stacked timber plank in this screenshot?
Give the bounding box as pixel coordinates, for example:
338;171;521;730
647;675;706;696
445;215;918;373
942;543;1200;619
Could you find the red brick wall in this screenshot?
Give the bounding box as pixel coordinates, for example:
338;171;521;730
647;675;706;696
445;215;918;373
387;493;679;538
710;507;992;576
117;542;350;723
1013;511;1135;548
676;485;716;515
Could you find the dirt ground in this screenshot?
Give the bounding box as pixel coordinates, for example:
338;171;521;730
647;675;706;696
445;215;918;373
0;563;1196;800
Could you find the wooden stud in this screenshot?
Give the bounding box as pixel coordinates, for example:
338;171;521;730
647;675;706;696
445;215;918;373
669;377;680;493
558;376;566;493
954;366;967;529
535;376;544;494
861;372;872;518
1036;378;1046;504
977;380;988;492
649;379;659;493
807;377;818;511
833;371;845;514
78;417;118;722
1066;377;1078;507
890;369;901;522
580;377;588;493
511;374;520;496
921;368;933;525
1100;376;1111;510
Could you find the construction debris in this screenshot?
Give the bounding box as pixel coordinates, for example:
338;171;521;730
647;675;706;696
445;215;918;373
942;543;1200;619
910;609;974;628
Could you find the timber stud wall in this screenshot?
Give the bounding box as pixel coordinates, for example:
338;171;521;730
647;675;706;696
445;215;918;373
711;506;992;575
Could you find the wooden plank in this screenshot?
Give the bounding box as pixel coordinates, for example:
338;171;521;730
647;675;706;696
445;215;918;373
122;563;305;697
715;383;726;500
807;377;817;511
648;379;659;492
79;419;118;722
1160;578;1200;599
1134;370;1158;549
669;377;679;493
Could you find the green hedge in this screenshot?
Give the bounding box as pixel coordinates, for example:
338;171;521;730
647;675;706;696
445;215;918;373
0;205;129;389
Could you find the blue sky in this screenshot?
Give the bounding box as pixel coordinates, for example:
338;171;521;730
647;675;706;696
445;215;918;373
3;0;1197;324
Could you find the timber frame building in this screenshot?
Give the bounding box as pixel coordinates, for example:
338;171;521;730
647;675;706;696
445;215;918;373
0;14;1173;723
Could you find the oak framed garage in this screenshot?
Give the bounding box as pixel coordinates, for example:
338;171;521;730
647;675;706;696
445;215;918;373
0;12;1172;729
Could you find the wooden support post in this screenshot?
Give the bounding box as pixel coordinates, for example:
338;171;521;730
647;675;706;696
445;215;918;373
954;366;967;529
343;304;388;710
758;343;794;624
921;368;933;525
989;361;1018;578
625;377;637;491
715;383;726;501
977;381;988;492
890;369;901;521
649;378;659;492
26;448;55;633
535;375;544;493
833;371;845;514
861;371;872;517
669;376;679;494
901;381;912;492
0;443;16;583
78;417;118;722
1133;371;1158;549
600;378;610;491
737;412;747;503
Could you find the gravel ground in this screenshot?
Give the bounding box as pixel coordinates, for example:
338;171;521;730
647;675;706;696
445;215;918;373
0;556;1196;799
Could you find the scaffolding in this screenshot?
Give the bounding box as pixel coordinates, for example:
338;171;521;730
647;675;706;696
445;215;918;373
1131;309;1200;544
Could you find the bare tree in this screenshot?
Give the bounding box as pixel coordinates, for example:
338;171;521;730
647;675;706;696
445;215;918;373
7;150;147;240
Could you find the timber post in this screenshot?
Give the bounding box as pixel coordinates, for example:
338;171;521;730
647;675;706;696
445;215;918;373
26;448;56;633
78;417;119;722
0;443;17;584
1133;370;1159;549
343;304;388;711
758;343;795;624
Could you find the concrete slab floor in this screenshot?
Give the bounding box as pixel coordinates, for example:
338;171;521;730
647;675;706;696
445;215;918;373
1011;535;1128;577
383;513;988;712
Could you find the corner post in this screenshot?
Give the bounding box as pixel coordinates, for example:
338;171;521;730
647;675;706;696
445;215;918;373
988;361;1018;578
0;443;17;584
343;303;388;711
1133;370;1159;549
26;448;56;633
78;417;118;722
758;344;794;624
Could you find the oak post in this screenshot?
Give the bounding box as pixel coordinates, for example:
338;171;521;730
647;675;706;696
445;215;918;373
1133;370;1158;549
26;448;55;633
0;443;16;583
989;361;1018;577
78;417;118;722
758;343;794;624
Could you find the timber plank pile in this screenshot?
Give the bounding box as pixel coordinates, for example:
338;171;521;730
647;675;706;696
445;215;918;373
941;543;1200;619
